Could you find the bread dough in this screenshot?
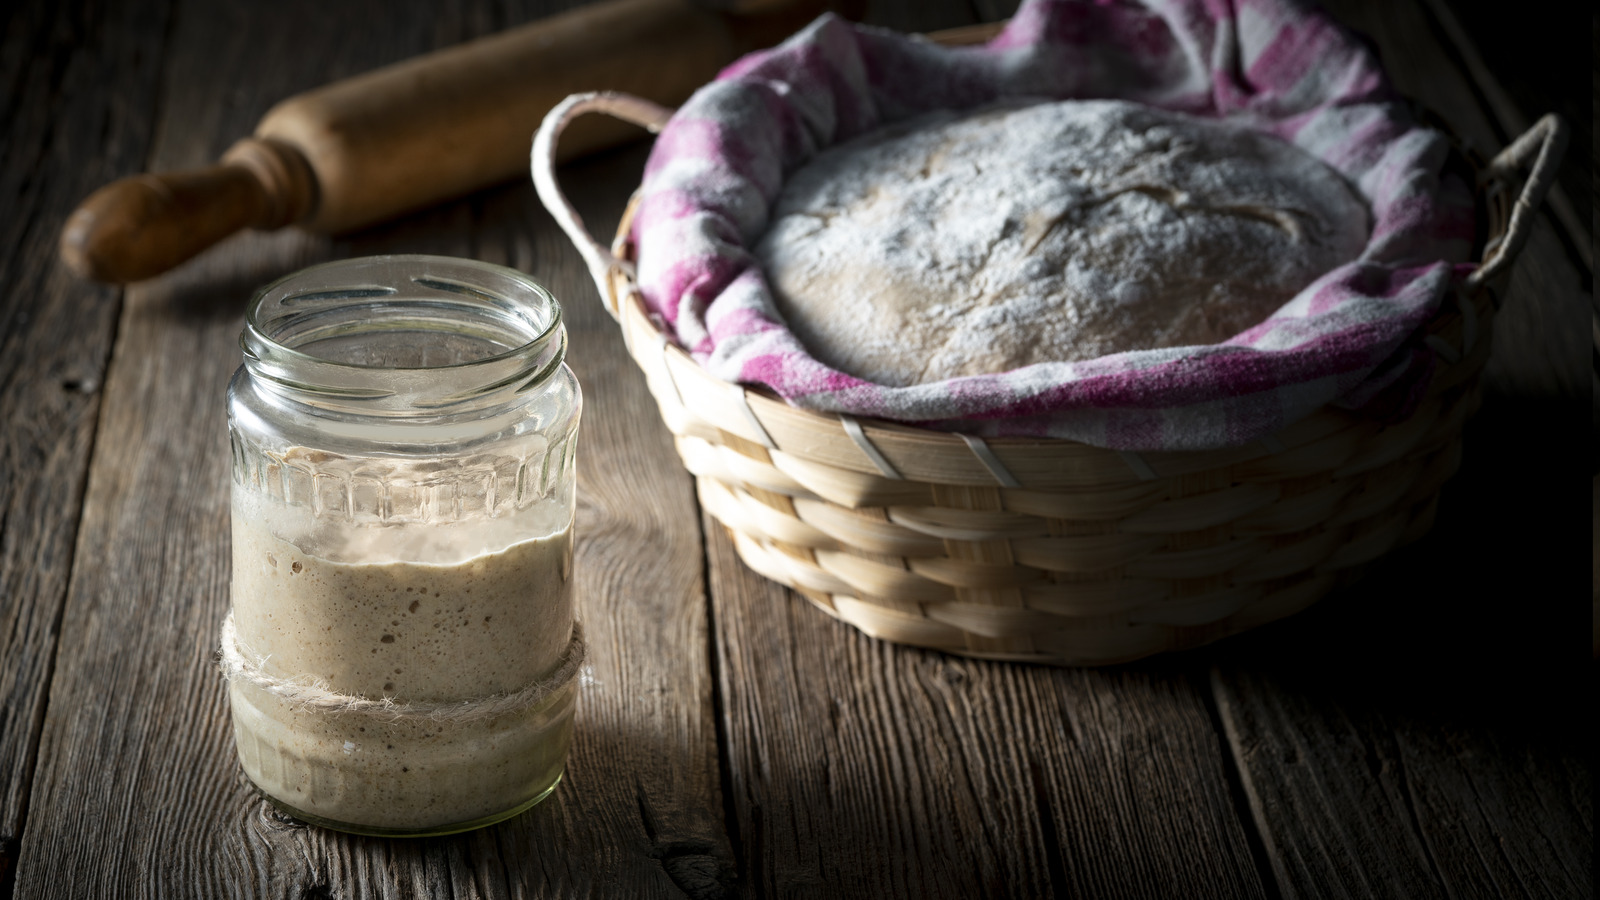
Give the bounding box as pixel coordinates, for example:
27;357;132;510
754;99;1370;386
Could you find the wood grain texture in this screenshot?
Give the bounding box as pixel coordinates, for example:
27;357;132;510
707;522;1270;900
3;1;1593;898
1209;3;1594;898
11;1;729;897
1208;377;1595;900
1213;661;1592;900
0;0;173;889
1208;497;1594;900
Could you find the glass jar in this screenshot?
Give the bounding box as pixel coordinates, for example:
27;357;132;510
222;255;582;837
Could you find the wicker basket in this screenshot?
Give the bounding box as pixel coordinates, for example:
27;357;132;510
532;32;1567;665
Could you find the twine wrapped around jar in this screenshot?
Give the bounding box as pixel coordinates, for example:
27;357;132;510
218;615;586;724
224;255;583;835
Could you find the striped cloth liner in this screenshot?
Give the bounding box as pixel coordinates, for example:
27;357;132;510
630;0;1476;451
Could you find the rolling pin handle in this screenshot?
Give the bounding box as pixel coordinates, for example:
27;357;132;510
58;137;316;284
220;136;318;230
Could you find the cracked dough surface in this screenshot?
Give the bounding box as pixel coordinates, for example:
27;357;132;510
754;99;1371;386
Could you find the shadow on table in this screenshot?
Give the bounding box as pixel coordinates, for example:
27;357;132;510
231;717;735;897
1196;388;1593;747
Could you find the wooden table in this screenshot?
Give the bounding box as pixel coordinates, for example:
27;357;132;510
2;1;1591;897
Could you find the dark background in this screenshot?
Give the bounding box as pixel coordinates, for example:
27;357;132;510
1444;0;1591;270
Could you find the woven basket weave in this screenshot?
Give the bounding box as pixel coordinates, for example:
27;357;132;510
532;29;1567;665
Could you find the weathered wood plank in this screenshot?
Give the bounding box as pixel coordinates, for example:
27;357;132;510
1208;362;1594;900
12;1;729;897
1209;478;1594;900
708;522;1271;899
5;0;1591;898
1209;3;1593;898
0;0;173;891
1213;663;1592;900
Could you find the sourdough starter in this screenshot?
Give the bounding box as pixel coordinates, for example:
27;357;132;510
228;502;575;832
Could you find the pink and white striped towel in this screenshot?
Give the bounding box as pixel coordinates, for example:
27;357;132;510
630;0;1476;451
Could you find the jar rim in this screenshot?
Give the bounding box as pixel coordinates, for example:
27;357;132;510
240;255;567;417
244;254;561;372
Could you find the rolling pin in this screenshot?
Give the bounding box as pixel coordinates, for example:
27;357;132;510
60;0;848;284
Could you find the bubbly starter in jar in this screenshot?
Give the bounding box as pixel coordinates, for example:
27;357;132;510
222;254;583;836
227;491;576;832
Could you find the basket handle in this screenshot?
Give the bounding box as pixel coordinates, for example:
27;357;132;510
1467;113;1568;289
532;91;675;319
